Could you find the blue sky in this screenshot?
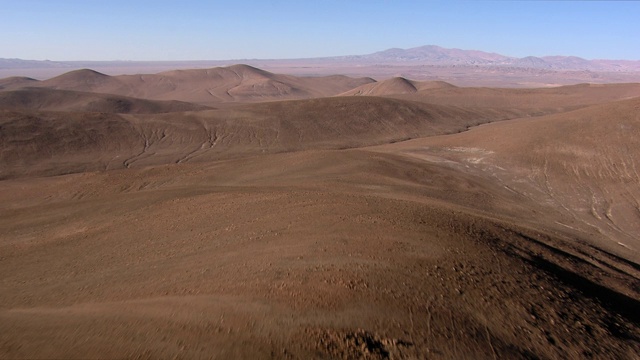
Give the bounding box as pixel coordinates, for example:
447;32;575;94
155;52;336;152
1;0;638;61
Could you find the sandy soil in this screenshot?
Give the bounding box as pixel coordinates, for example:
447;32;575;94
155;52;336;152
0;67;639;359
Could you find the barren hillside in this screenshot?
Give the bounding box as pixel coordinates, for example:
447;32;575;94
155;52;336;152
3;65;375;105
0;66;638;359
375;82;640;110
0;88;211;114
340;77;456;96
0;96;533;179
371;97;640;261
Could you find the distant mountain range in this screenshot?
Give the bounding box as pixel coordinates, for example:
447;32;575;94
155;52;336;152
2;45;639;72
0;58;72;69
331;45;640;71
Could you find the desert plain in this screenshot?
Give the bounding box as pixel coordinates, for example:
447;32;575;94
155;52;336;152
1;61;639;359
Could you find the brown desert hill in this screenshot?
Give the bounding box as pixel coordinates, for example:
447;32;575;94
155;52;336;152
390;82;640;111
340;80;640;122
412;80;458;91
1;144;639;358
341;77;419;96
42;68;115;91
5;65;640;110
0;96;535;179
0;88;211;114
5;64;375;105
340;77;455;96
0;110;142;178
1;64;640;358
370;97;640;262
0;76;39;91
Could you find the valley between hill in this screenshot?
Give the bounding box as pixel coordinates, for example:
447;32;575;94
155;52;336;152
1;65;638;359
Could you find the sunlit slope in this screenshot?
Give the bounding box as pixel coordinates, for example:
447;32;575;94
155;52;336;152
1;148;637;359
359;82;640;114
371;97;640;259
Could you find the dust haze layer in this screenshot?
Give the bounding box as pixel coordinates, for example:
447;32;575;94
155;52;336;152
1;64;639;359
3;45;640;86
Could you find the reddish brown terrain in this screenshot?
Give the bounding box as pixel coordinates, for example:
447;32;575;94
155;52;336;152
1;65;639;359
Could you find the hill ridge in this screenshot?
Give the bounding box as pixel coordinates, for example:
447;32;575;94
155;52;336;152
2;65;374;105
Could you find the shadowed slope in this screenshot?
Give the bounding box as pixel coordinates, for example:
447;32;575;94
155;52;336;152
0;96;527;179
0;110;141;178
0;76;38;91
0;88;211;114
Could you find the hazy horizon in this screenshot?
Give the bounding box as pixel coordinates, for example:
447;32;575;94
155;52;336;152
1;0;638;62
